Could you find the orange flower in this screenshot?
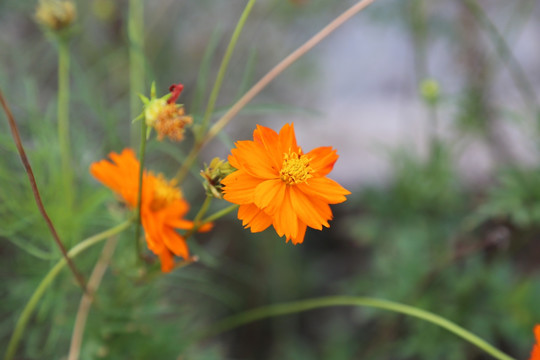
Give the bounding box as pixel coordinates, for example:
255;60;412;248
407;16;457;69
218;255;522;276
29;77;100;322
222;123;350;244
90;149;210;272
531;325;540;360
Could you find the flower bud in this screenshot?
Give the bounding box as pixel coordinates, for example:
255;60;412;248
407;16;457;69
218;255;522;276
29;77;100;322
201;158;236;199
35;0;76;31
420;78;440;106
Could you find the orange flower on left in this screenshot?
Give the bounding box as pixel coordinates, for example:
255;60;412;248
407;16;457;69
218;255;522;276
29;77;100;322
531;325;540;360
90;148;210;272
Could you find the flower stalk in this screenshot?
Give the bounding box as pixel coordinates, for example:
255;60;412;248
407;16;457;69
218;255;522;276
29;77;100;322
4;219;132;360
197;0;257;140
135;112;148;259
174;0;375;184
57;35;74;211
129;0;145;146
197;296;516;360
0;89;87;295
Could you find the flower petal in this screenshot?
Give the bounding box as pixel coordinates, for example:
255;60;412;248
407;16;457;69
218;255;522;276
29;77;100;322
297;177;350;204
306;146;338;177
230;140;277;179
222;170;262;204
162;227;190;259
278;123;300;155
238;204;273;232
289;187;331;230
291;220;307;245
272;188;298;239
254;179;286;215
253;125;282;171
158;249;175;273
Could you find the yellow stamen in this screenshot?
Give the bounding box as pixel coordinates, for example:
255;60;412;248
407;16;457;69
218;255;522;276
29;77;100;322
154;104;192;142
150;174;182;211
280;150;313;185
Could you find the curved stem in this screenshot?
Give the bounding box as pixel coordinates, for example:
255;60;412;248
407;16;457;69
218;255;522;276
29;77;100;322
0;90;87;294
184;202;237;241
174;0;375;183
183;195;212;240
197;0;257;139
196;296;516;360
67;237;118;360
201;204;238;224
4;220;132;360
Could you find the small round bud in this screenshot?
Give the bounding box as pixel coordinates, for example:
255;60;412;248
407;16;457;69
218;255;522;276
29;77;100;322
35;0;77;31
420;78;440;105
201;158;236;198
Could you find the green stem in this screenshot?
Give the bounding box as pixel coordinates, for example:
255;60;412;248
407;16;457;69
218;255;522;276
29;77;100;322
197;296;516;360
57;37;73;211
183;196;212;240
174;142;201;184
201;204;238;224
134;119;148;258
463;0;538;116
175;0;256;184
4;219;132;360
129;0;145;147
194;196;212;224
174;0;375;184
197;0;257;140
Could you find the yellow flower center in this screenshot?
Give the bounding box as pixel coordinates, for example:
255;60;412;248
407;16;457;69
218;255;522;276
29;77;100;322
280;150;313;185
150;174;182;211
145;98;167;127
153;104;192;142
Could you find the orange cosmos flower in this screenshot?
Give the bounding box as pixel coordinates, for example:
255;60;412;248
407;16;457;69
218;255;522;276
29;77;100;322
90;148;211;272
221;123;350;244
531;325;540;360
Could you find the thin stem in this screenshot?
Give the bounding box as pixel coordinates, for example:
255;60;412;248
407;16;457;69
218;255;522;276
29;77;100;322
57;37;74;211
4;219;132;360
195;196;213;223
134;119;148;258
0;89;87;294
463;0;538;116
68;237;118;360
197;0;257;139
129;0;145;147
183;195;212;240
202;204;238;224
196;296;516;360
174;0;375;183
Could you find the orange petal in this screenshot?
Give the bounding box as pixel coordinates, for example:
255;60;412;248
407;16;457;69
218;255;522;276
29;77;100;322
222;170;262;204
197;222;214;232
272;188;298;239
90;148;141;207
253;125;282;171
289;187;331;230
158;249;175;273
291;220;307;245
141;212;165;255
306;146;338;177
278;123;300;155
238;204;273;232
231;140;277;179
254;179;286;215
532;325;540;360
162;227;190;259
297;177;350;204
